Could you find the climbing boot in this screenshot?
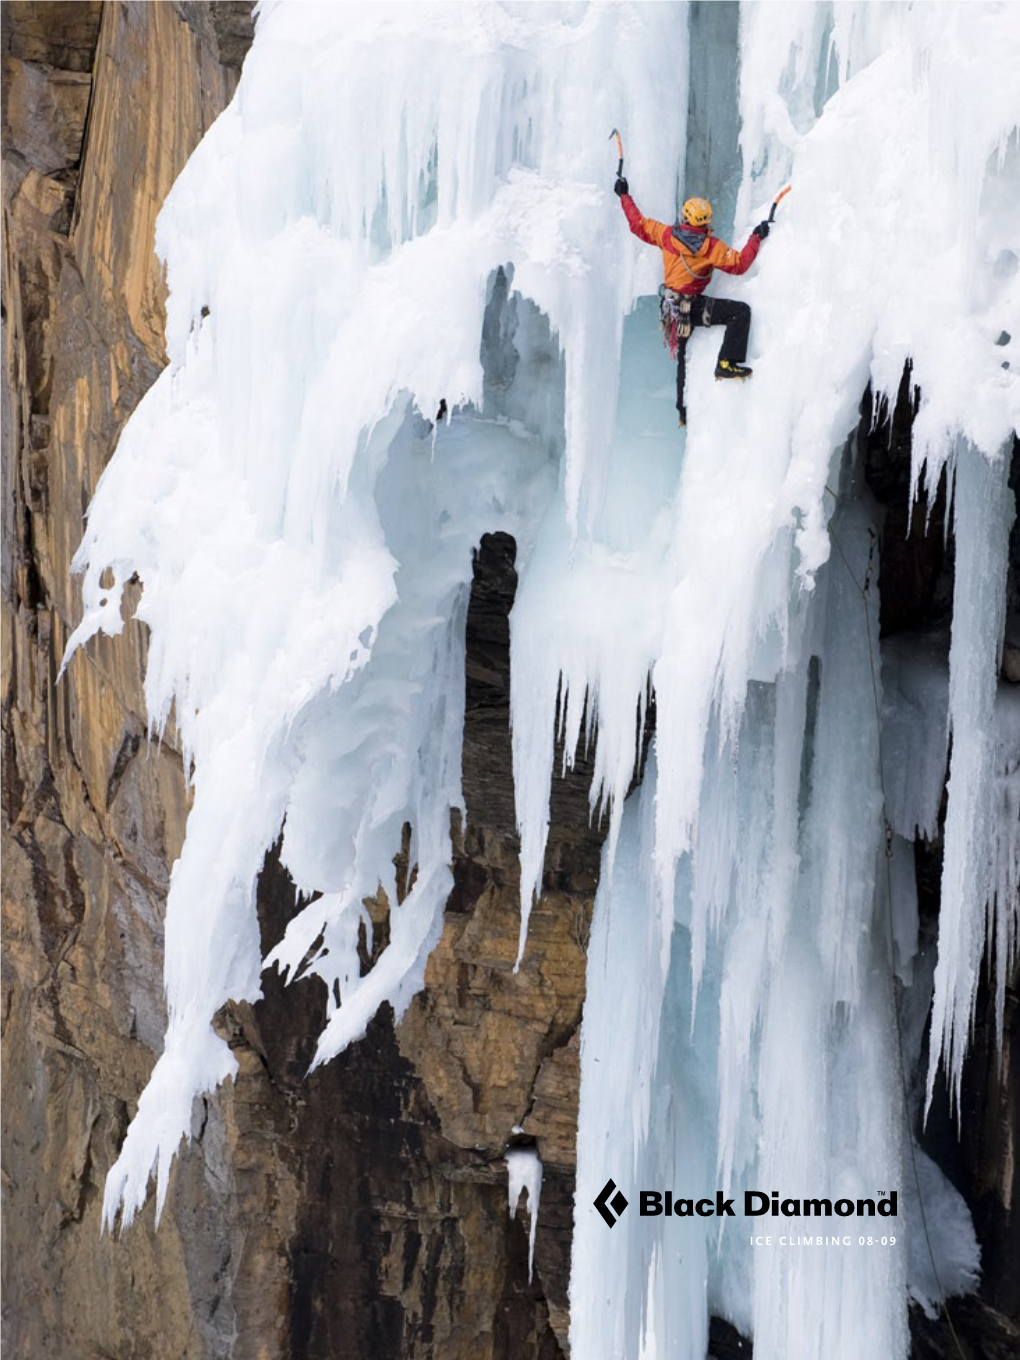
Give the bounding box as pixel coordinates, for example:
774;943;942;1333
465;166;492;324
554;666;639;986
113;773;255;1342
715;359;752;380
679;405;687;428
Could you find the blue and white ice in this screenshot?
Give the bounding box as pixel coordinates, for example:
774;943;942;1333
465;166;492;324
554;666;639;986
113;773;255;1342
63;3;1018;1357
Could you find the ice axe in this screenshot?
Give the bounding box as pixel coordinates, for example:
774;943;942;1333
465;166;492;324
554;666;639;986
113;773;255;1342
609;127;624;178
769;184;792;223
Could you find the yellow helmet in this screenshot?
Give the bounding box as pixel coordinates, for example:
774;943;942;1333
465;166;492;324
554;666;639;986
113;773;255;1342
681;197;712;228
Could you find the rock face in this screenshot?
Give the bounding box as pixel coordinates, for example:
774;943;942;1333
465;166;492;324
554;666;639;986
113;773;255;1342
2;7;1017;1360
2;4;249;1356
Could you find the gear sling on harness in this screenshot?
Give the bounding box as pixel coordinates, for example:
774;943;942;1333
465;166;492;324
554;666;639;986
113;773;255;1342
658;286;690;358
659;285;714;360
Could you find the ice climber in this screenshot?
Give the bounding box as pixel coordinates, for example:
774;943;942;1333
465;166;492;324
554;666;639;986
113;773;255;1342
615;177;770;426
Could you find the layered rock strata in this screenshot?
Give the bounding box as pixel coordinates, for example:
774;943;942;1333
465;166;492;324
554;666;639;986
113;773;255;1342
3;5;253;1356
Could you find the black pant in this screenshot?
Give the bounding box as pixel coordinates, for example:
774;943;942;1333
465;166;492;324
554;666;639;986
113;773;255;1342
675;295;751;415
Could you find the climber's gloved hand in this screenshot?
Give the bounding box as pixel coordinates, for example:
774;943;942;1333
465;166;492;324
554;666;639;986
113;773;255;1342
752;219;770;240
614;176;629;197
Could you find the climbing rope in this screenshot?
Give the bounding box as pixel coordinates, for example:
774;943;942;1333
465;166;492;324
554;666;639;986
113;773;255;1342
822;483;968;1360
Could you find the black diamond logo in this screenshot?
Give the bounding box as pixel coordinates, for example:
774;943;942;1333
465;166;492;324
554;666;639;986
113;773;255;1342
594;1177;629;1227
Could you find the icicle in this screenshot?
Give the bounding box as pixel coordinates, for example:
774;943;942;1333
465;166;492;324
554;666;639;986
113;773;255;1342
507;1147;543;1283
926;438;1016;1118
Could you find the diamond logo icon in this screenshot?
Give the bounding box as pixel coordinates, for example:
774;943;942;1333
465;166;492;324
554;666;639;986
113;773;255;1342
594;1177;629;1227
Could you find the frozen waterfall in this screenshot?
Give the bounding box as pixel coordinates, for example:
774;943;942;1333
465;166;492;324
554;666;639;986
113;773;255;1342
62;3;1018;1357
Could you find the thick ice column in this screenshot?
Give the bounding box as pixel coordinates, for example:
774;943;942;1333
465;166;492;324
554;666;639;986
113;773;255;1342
570;765;676;1360
749;496;907;1360
927;439;1017;1115
753;946;908;1360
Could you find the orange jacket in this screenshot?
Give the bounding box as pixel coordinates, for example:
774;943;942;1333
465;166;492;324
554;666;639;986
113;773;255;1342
620;194;760;296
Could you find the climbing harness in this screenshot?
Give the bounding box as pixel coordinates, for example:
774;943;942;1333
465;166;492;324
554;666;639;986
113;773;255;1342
659;286;693;357
658;288;716;358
